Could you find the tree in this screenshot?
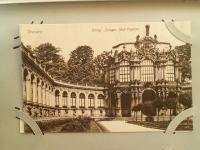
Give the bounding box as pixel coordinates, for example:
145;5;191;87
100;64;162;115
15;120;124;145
93;51;113;84
33;43;68;81
178;92;192;127
179;92;192;109
132;105;140;121
66;45;95;84
141;101;156;122
165;92;177;121
154;97;163;121
176;44;192;82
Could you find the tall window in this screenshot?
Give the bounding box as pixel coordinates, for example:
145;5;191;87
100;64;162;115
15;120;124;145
55;90;60;106
30;74;35;101
88;94;95;108
79;93;85;108
109;68;115;84
37;78;40;103
165;61;175;81
70;92;76;107
23;69;28;100
62;91;68;107
119;61;130;82
97;94;104;107
141;60;154;82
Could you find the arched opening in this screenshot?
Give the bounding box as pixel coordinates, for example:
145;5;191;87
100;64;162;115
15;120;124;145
55;90;60;107
62;91;68;107
79;93;85;108
41;81;44;105
44;84;48;105
30;74;35;101
121;93;132;117
36;78;40;103
23;69;29;100
142;89;156;103
70;92;76;108
142;89;157;121
97;94;104;108
88;94;95;108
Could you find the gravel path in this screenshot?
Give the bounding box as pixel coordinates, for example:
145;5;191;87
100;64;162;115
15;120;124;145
98;120;162;132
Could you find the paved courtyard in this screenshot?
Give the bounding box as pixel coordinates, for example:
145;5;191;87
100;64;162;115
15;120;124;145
98;120;163;132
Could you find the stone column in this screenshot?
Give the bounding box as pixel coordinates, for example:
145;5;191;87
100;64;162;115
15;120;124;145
66;96;68;107
115;67;119;81
46;88;49;106
85;93;88;109
48;90;51;107
76;93;79;108
51;91;54;107
23;80;26;100
104;65;109;84
42;86;45;106
138;88;142;104
37;83;42;105
155;65;158;81
67;92;71;108
116;91;122;117
131;89;135;108
52;90;56;107
130;67;133;81
94;94;98;109
32;80;37;104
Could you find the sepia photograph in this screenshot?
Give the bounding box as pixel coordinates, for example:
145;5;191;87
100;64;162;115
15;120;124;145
20;22;192;133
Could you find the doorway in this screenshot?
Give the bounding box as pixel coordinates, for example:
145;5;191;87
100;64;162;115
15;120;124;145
121;93;131;117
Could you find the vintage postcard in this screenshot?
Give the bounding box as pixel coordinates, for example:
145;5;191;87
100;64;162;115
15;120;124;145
20;22;192;133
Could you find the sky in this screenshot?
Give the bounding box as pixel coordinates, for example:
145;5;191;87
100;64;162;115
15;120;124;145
20;21;190;61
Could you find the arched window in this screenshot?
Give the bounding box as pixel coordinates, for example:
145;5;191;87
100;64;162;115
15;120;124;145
141;60;154;82
119;61;130;82
97;94;104;108
62;91;68;107
79;93;85;108
55;90;60;107
23;69;29;100
36;78;40;103
41;82;45;105
88;94;95;108
165;61;175;81
71;92;76;107
30;74;35;101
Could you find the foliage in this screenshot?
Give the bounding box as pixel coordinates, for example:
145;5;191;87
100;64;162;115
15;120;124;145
165;92;177;110
66;45;95;84
165;91;178;120
176;44;192;81
154;97;163;111
142;89;156;102
154;97;164;121
93;51;112;84
132;104;141;112
179;92;192;109
33;43;68;81
141;101;156;117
